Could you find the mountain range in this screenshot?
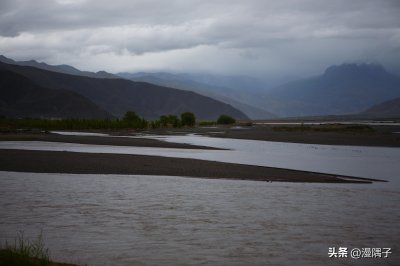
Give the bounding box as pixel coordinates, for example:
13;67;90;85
1;54;400;120
0;55;277;119
262;63;400;117
119;64;400;119
0;55;118;79
118;72;276;119
0;57;248;120
0;69;113;119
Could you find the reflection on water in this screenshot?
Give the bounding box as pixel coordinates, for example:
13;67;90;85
1;171;399;266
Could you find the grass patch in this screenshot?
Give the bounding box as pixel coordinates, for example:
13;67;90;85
273;124;375;133
0;232;50;266
0;232;77;266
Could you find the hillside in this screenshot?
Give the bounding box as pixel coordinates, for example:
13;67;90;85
0;69;113;119
118;72;276;119
0;62;247;120
263;63;400;117
361;97;400;118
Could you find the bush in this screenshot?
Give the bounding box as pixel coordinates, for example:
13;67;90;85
217;115;236;125
181;112;196;127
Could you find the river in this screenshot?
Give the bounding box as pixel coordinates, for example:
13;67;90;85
0;135;399;265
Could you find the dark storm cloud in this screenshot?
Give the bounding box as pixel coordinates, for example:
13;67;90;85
1;0;399;76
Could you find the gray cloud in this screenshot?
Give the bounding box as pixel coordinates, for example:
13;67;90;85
1;0;399;77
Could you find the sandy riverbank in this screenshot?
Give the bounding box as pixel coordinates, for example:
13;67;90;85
0;149;381;183
0;129;391;183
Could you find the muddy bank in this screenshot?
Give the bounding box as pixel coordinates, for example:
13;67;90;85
0;149;381;183
207;125;400;147
142;124;400;147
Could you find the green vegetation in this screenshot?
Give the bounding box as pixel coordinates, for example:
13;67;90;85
157;115;180;128
199;120;217;126
0;232;51;266
122;111;148;128
273;124;376;133
0;111;147;131
0;111;239;131
0;117;148;131
217;115;236;125
0;232;79;266
180;112;196;127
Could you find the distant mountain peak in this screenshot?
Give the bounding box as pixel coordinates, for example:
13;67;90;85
324;63;387;77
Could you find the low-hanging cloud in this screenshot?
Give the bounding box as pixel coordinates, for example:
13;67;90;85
1;0;399;77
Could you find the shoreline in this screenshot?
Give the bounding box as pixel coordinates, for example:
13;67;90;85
144;124;400;147
1;121;400;147
0;149;382;183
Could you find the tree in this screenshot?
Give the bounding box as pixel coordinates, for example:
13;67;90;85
167;115;180;127
217;114;236;125
123;111;140;122
159;115;169;127
122;111;147;129
181;112;196;127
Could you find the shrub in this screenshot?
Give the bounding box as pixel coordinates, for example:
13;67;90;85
217;115;236;125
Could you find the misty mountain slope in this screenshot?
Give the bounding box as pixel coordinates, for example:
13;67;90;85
361;97;400;117
0;55;118;79
0;62;247;120
118;72;263;103
119;71;272;92
0;69;113;119
263;64;400;117
118;73;276;119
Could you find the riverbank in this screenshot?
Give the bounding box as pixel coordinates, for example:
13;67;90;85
0;149;381;183
2;121;400;147
143;124;400;147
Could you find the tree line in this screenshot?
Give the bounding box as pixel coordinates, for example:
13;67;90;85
0;111;237;130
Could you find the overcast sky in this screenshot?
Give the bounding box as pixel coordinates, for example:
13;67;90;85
1;0;400;78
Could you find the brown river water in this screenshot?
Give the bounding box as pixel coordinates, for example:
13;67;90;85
1;135;399;265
